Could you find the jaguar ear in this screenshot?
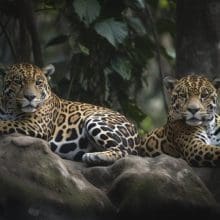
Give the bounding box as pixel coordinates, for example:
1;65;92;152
163;75;178;94
42;64;55;79
213;78;220;91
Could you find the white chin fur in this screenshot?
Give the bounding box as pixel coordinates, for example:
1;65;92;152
22;107;36;113
186;120;202;126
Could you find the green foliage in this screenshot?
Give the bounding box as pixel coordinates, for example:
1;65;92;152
94;18;128;47
78;43;90;55
73;0;101;25
126;17;146;36
110;57;131;80
0;0;176;129
46;34;69;47
50;0;174;127
140;117;153;134
134;0;146;9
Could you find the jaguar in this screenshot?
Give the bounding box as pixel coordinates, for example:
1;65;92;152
0;63;141;165
1;64;220;167
141;74;220;167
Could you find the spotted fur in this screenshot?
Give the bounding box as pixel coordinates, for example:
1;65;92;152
0;63;141;165
141;75;220;167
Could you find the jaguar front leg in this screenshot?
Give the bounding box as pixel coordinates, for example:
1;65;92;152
210;114;220;146
178;139;220;167
0;119;47;140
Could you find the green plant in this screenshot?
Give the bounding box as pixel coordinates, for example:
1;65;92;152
0;0;176;129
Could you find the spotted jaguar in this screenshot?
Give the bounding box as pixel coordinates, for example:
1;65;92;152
0;63;141;165
141;75;220;167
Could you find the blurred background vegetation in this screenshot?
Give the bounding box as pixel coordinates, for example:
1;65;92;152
0;0;176;133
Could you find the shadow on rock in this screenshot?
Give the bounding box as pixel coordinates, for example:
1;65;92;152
83;155;220;219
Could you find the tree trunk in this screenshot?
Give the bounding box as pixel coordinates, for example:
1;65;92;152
176;0;220;79
16;0;43;66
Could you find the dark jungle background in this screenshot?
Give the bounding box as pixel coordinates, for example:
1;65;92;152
0;0;219;133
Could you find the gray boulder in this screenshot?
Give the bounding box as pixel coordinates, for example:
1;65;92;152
0;134;219;220
0;134;115;220
83;155;220;219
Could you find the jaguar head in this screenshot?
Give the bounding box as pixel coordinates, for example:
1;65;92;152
164;75;220;126
2;63;55;113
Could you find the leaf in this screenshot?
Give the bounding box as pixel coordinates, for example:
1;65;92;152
127;17;146;36
111;57;132;80
73;0;101;25
135;0;145;9
159;0;169;9
94;18;128;47
78;43;90;55
125;0;145;9
140;116;153;132
45;35;69;47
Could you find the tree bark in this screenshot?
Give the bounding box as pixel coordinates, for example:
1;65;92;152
16;0;31;63
176;0;220;79
16;0;43;66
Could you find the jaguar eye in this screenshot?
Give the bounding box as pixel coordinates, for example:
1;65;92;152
201;90;209;99
36;79;43;86
179;93;186;99
14;79;22;85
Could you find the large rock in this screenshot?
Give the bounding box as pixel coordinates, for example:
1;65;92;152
83;155;220;219
0;134;220;220
0;134;115;220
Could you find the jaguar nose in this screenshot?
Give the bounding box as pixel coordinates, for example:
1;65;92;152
187;107;200;114
24;94;36;101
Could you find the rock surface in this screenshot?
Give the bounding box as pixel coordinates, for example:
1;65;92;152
0;134;220;219
83;155;220;219
193;167;220;203
0;134;114;220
